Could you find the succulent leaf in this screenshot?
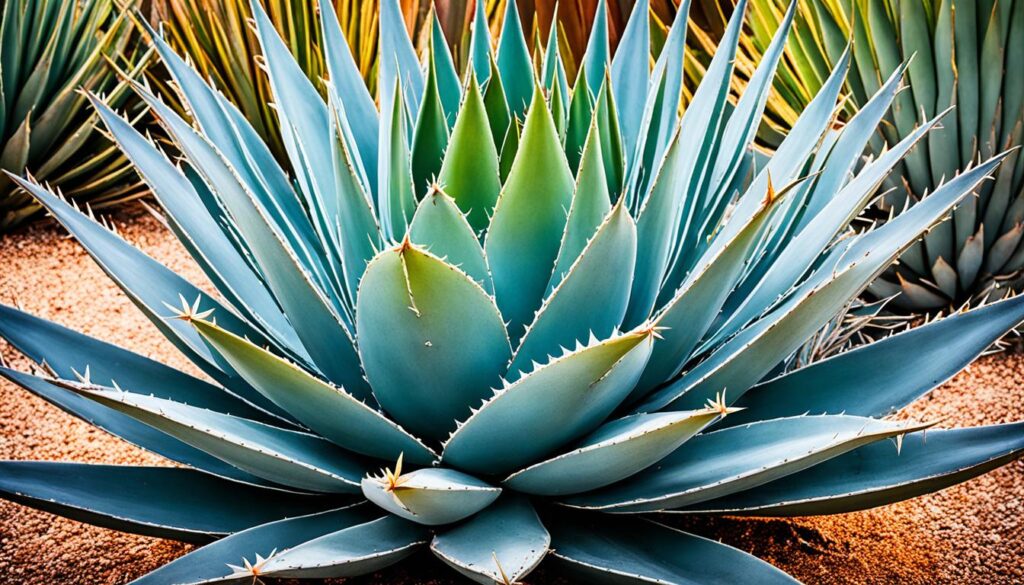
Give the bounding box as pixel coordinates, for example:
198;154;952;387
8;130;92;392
431;494;550;584
357;243;511;441
442;328;656;475
503;410;724;496
362;467;501;526
0;462;338;543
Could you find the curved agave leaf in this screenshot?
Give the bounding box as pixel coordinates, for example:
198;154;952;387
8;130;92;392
0;462;338;542
486;85;576;340
189;319;438;466
357;243;511;441
564;415;932;512
65;384;368;493
378;0;423;116
509;202;637;379
411;44;451;197
6;175;268;397
129;506;378;585
442;328;657;475
409;187;492;292
468;0;492;84
380;82;418;240
610;0;650;160
0;304;276;423
431;494;550;584
726;294;1024;426
495;0;533;116
255;516;429;579
430;12;461;127
436;73;501;234
676;423;1024;516
362;467;501;526
503;410;725;496
0;367;279;489
550;514;798;584
581;0;610;99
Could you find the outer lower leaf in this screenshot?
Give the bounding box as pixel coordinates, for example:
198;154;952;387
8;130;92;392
503;410;722;496
67;384;368;493
0;462;338;543
0;367;274;488
431;494;550;584
362;468;501;526
564;415;931;511
509;203;637;378
257;516;429;579
130;506;378;585
442;328;657;475
676;424;1024;516
550;515;798;584
409;188;493;292
727;294;1024;427
436;74;501;234
485;86;575;339
190;319;438;465
357;244;511;441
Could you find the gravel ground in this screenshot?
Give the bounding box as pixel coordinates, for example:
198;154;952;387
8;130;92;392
1;206;1022;584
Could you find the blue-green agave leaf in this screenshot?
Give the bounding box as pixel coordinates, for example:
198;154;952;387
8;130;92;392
430;12;461;126
378;0;423;115
582;0;609;98
431;494;550;584
564;415;932;512
676;423;1024;516
469;0;492;84
509;202;637;379
411;43;451;197
0;462;338;543
485;85;575;340
190;318;438;466
442;328;657;475
503;410;724;496
256;516;429;579
727;294;1024;426
409;187;492;292
65;383;368;493
357;243;511;441
362;467;501;525
495;0;534;116
0;367;276;488
129;506;378;585
610;0;650;160
550;515;798;584
380;81;418;240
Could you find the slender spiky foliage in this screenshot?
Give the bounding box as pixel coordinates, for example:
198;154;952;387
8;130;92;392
0;0;149;232
1;0;1023;583
695;0;1024;312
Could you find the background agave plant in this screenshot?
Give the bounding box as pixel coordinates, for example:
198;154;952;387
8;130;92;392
694;0;1024;312
0;0;148;232
1;0;1023;583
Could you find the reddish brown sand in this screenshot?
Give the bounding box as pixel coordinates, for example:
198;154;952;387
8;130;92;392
1;206;1022;584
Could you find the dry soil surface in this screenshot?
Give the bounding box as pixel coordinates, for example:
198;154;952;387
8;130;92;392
1;207;1022;584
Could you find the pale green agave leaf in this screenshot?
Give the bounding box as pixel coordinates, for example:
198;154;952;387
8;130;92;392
503;410;724;496
408;187;493;292
362;467;501;526
564;415;933;512
442;328;657;475
0;462;337;543
64;383;368;493
431;494;550;584
190;318;438;465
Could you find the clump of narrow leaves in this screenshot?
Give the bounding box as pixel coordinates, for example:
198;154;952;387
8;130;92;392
0;0;148;232
1;0;1023;583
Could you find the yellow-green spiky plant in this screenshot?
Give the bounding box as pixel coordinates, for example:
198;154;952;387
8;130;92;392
0;0;148;232
695;0;1024;312
1;0;1023;583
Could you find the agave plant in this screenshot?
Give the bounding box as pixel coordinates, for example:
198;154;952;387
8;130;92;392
694;0;1024;312
0;0;148;232
2;0;1023;582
